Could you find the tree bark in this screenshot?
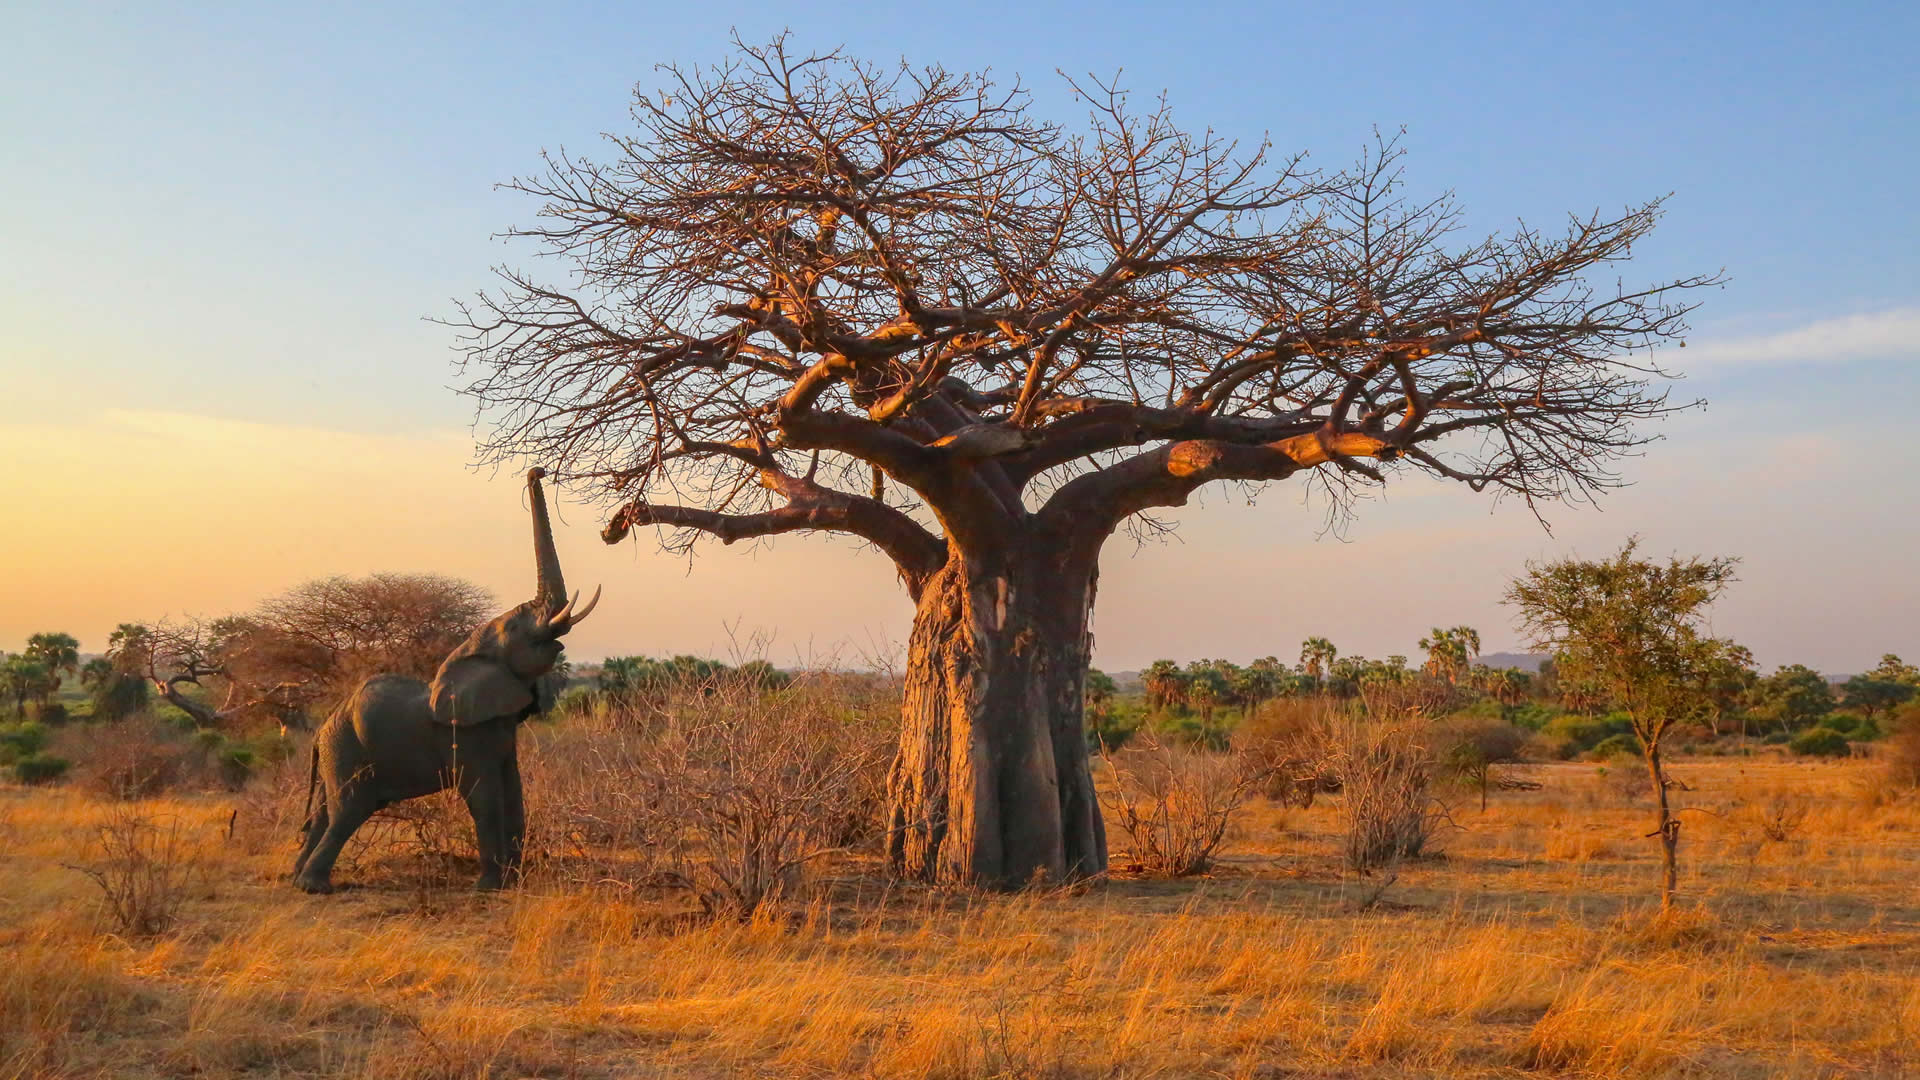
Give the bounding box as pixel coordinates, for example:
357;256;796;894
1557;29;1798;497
1645;742;1679;910
885;540;1107;887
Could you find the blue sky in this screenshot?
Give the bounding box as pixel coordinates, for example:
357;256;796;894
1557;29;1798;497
3;2;1916;672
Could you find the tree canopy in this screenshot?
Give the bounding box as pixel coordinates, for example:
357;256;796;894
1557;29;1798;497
455;37;1714;581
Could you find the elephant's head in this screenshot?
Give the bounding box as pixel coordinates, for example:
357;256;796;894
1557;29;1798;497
429;468;601;727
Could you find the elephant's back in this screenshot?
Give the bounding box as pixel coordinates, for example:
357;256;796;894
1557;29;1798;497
348;674;430;712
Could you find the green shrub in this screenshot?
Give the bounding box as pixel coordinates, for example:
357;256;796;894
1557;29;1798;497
1588;732;1640;761
1544;712;1633;754
1789;727;1851;758
1086;707;1142;752
1504;703;1559;732
36;702;69;726
217;746;257;790
1829;713;1882;741
0;720;50;764
246;732;298;765
89;673;150;722
12;753;70;785
1761;731;1791;745
192;728;227;753
1152;710;1231;751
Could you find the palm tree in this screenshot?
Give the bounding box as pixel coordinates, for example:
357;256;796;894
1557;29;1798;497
1299;637;1338;686
1142;660;1189;711
2;655;52;719
1419;626;1480;684
23;631;80;710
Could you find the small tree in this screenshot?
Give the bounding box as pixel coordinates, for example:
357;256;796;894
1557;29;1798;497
1869;654;1919;686
1692;641;1757;735
1083;668;1117;721
1840;674;1915;723
81;657;149;721
1505;538;1738;909
1745;664;1834;734
1441;718;1528;811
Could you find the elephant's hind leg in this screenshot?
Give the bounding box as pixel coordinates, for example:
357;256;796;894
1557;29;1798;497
291;802;330;879
294;786;379;894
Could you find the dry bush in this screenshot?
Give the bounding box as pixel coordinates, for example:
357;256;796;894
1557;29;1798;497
65;804;199;937
1883;706;1920;790
1236;696;1344;806
1595;760;1654;805
353;787;479;893
1753;787;1811;842
526;668;894;916
1101;732;1259;876
1437;717;1529;810
71;720;201;800
227;746;313;856
1319;716;1446;872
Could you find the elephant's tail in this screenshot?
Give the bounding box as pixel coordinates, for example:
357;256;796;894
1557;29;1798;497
300;742;319;833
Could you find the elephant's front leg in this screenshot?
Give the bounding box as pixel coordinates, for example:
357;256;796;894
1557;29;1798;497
502;741;526;880
462;762;509;891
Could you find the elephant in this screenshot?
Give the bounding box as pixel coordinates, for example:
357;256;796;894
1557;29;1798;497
292;467;599;893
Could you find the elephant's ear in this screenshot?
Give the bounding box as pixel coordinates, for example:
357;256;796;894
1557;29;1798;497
429;656;534;728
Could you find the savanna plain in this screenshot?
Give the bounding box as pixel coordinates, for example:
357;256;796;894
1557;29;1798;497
4;682;1918;1080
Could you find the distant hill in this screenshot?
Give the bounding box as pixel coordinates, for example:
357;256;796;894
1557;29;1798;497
1478;652;1549;672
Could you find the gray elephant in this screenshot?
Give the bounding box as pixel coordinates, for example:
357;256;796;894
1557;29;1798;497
292;468;598;893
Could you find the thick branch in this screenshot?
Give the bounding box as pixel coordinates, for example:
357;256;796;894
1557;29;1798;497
603;480;946;597
1038;430;1392;556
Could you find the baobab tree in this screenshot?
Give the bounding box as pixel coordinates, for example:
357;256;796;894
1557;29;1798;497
451;38;1714;887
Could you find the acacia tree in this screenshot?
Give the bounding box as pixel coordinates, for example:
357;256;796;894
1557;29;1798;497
1505;539;1738;909
112;574;494;730
453;39;1714;887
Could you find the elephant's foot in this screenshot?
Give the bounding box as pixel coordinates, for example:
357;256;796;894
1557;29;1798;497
293;872;335;895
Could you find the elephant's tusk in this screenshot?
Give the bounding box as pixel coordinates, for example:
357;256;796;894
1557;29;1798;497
567;585;602;626
545;590;579;630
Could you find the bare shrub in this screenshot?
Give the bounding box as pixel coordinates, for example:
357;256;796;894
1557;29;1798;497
1236;697;1343;806
228;746;312;856
67;804;199;937
73;720;199;799
1100;732;1259;876
1882;704;1920;790
1437;718;1528;811
1320;716;1445;872
527;668;894;917
1749;787;1811;843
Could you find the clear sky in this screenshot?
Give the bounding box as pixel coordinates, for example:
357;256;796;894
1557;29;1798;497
3;1;1916;673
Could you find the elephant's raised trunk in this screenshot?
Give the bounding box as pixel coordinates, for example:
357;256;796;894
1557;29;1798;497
528;468;566;617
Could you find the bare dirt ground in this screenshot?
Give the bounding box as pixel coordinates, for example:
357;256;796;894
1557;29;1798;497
3;756;1916;1078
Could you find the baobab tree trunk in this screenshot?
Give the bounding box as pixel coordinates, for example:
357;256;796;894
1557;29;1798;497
886;543;1107;887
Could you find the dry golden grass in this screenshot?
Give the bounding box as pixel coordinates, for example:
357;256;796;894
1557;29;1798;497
3;755;1918;1078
